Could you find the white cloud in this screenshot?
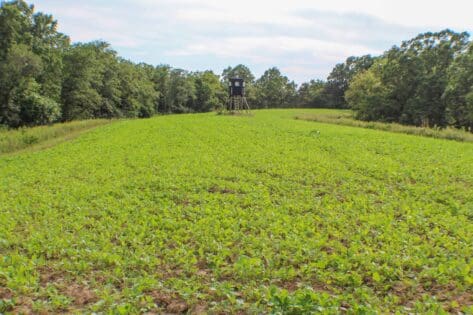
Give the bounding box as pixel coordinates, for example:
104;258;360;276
169;36;379;62
174;7;312;27
136;0;473;30
33;0;473;82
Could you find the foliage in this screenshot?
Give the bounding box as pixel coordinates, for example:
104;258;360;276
0;1;226;127
191;71;226;112
117;61;158;118
345;60;397;122
221;64;255;84
346;30;472;130
444;42;473;130
296;110;473;143
297;80;330;108
325;55;375;108
18;79;61;126
0;109;472;313
165;69;196;113
0;0;68;127
0;119;110;154
254;67;297;109
151;64;171;113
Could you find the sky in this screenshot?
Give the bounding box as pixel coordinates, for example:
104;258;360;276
33;0;473;83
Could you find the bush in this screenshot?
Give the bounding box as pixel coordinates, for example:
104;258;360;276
20;92;61;126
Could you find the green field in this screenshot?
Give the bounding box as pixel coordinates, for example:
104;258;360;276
1;109;472;314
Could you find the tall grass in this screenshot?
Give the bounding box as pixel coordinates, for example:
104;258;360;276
296;111;473;143
0;119;111;155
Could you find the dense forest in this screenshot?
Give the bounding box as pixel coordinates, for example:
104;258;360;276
345;31;473;130
0;1;472;131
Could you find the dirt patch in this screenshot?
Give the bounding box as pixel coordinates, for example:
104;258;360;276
167;300;189;313
448;291;473;312
280;280;300;292
172;196;192;206
195;259;213;278
320;245;335;254
276;278;332;294
0;287;13;299
149;291;189;314
389;281;473;311
208;186;236;194
430;283;473;312
191;303;208;314
37;266;97;309
38;266;66;287
64;284;97;306
11;297;34;314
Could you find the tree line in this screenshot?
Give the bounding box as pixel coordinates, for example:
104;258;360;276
344;30;473;130
1;1;472;132
0;0;226;127
0;1;299;128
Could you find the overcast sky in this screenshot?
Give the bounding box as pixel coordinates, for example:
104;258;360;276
34;0;473;83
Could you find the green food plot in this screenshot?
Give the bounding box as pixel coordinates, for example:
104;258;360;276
0;109;472;313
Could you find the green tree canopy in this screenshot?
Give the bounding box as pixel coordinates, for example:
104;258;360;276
0;0;67;127
346;30;471;129
254;67;296;109
325;55;374;108
192;71;226;112
297;80;329;108
444;42;473;130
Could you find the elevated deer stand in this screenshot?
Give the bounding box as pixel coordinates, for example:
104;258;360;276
226;78;250;113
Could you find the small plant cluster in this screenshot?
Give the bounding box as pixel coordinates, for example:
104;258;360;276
0;109;472;313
